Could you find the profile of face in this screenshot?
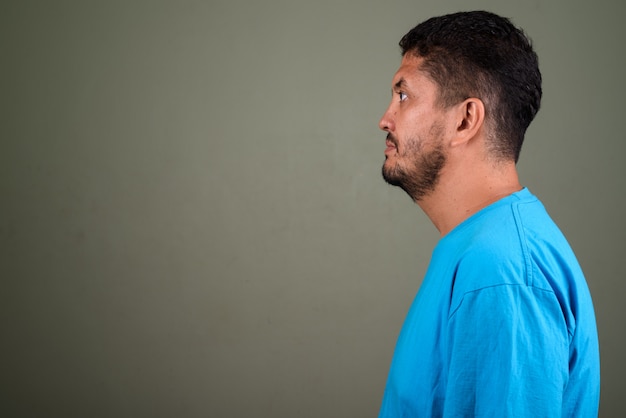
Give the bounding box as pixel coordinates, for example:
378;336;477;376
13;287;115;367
379;55;452;201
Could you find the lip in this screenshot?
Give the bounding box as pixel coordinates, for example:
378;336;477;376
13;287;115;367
385;140;397;155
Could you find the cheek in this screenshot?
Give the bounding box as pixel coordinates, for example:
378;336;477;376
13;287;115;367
398;129;423;155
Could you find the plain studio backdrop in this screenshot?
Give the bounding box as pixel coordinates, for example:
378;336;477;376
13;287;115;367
1;1;624;416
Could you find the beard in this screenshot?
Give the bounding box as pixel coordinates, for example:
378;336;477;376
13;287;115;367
382;132;447;202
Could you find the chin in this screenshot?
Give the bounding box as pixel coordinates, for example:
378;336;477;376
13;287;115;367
381;164;403;187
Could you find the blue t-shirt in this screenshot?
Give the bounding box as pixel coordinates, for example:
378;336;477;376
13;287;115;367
379;188;600;417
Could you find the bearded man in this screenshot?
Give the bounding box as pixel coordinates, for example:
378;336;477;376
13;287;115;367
378;11;600;417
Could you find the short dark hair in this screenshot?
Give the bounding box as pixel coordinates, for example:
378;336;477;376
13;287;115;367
399;11;542;162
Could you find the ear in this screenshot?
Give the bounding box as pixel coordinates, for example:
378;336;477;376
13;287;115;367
450;98;485;147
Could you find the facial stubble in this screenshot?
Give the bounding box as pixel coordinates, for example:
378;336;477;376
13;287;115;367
382;125;447;202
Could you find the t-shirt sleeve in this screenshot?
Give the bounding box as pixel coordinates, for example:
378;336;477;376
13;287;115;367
443;284;569;417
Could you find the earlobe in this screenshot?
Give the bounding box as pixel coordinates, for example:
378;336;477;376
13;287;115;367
451;98;485;147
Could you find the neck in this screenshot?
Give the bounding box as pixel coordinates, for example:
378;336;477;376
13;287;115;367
417;160;522;236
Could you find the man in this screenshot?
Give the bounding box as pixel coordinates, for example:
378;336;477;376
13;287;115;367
378;11;600;417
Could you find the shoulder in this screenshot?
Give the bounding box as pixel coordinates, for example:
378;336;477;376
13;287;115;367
449;202;528;291
444;193;536;309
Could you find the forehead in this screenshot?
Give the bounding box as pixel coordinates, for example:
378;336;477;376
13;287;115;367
392;55;436;90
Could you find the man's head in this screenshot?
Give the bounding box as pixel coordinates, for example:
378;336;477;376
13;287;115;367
380;11;541;201
398;11;542;163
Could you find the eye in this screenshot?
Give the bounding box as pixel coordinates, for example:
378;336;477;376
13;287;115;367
399;92;408;102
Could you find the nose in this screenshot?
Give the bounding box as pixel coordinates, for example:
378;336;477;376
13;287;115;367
379;105;394;132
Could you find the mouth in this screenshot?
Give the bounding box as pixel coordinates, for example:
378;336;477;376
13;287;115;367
385;135;397;155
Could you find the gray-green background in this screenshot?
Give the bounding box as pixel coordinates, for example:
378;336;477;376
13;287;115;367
2;1;624;416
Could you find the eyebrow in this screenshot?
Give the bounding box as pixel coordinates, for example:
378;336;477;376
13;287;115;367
393;78;407;90
391;78;408;96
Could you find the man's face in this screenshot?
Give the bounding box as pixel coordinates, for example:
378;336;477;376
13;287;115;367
379;55;452;201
